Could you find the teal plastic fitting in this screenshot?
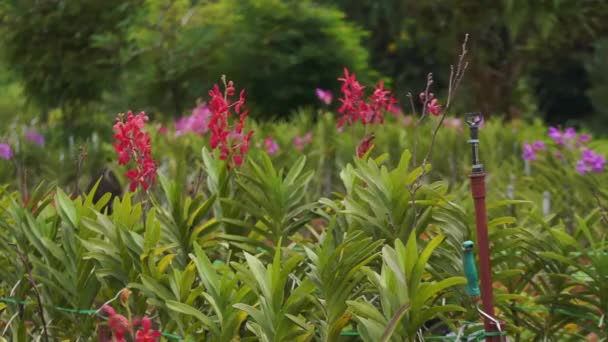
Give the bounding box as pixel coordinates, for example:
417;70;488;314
463;240;481;297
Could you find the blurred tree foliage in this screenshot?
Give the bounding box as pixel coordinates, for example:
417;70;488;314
114;0;214;117
0;0;372;122
587;38;608;129
122;0;372;119
0;61;31;124
0;0;143;125
320;0;608;121
1;0;608;128
203;0;372;119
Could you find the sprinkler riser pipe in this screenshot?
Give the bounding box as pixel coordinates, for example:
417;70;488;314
465;112;505;341
470;172;500;340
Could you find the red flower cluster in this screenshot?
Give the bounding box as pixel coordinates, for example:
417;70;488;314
105;305;129;340
337;68;397;128
100;305;161;342
113;111;157;192
207;78;254;168
135;317;162;342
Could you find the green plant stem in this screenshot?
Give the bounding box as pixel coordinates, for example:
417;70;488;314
12;244;49;342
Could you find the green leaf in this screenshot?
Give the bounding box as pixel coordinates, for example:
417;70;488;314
410;235;445;292
487;200;532;209
346;300;386;323
166;300;220;335
55;189;78;228
191;242;219;294
244;252;272;300
380;302;411;342
140;274;174;301
411;277;467;311
549;228;579;248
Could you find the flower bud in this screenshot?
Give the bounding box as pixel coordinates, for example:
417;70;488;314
120;288;131;307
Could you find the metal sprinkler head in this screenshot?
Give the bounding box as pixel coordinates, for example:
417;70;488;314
465;112;484;173
465;112;484;129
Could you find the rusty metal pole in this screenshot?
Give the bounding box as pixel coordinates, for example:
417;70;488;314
465;112;503;341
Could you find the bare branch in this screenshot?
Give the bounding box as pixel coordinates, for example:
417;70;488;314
407;34;470;236
425;33;469;164
412;73;434;166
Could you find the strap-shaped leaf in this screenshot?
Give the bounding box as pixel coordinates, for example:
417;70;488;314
167;300;220;335
409;234;445;292
380;302;411;342
346;300;387;324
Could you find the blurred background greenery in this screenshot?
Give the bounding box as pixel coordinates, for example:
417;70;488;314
1;0;607;131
